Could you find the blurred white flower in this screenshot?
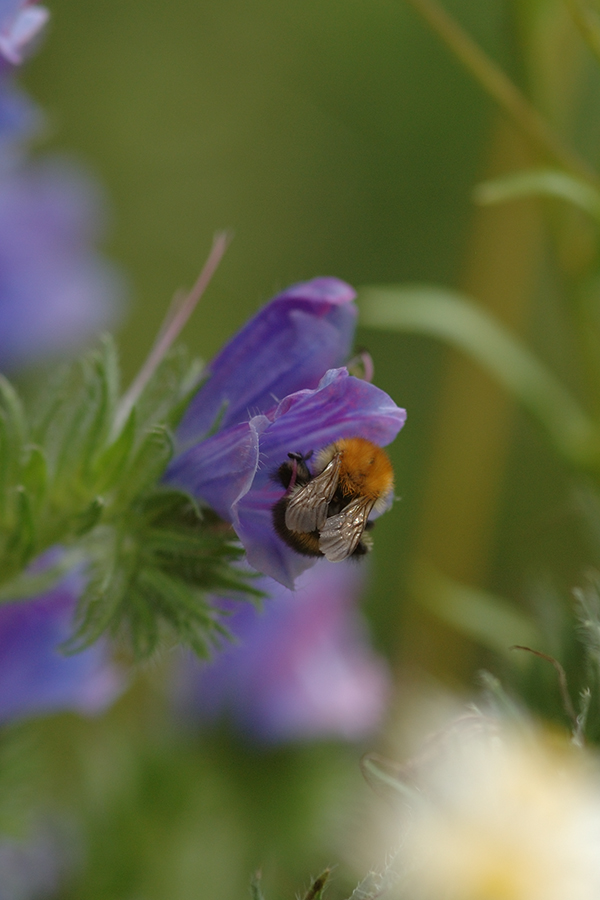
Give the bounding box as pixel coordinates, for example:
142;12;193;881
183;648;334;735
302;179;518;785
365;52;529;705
396;718;600;900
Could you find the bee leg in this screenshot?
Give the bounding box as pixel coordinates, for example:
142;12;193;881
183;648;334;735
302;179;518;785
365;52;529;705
274;453;313;491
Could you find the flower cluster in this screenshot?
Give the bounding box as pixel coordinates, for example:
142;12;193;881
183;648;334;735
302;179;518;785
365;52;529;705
167;276;406;588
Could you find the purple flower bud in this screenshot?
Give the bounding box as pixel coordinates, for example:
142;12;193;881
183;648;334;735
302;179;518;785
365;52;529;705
0;553;123;723
167;277;406;587
174;560;390;743
177;277;358;445
0;158;125;372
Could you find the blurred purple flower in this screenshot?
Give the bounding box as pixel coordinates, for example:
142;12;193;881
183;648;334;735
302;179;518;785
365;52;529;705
0;2;124;372
0;1;49;66
0;82;38;150
0;158;125;372
0;820;74;900
167;277;406;588
175;560;390;743
0;554;123;723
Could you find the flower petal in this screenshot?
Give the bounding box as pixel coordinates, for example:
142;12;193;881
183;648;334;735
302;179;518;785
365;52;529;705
177;277;357;445
0;559;123;723
165;418;265;521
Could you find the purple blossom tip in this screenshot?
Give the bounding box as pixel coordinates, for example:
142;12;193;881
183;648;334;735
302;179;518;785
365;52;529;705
177;276;358;445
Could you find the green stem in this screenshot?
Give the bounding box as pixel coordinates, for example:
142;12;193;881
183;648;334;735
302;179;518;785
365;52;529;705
404;0;600;188
114;231;231;434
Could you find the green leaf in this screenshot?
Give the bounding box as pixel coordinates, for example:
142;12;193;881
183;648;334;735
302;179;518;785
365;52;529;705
73;496;105;536
6;487;36;565
0;378;27;522
0;337;257;659
20;445;48;512
68;549;129;652
77;343;120;483
359;284;599;466
114;425;174;509
136;567;222;657
90;406;136;494
474;168;600;218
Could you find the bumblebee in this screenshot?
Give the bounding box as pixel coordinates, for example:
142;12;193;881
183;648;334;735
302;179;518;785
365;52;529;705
272;437;394;562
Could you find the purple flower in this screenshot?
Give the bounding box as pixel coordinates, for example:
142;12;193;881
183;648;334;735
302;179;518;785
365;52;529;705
0;820;74;900
175;561;390;743
0;1;49;66
0;556;123;723
0;158;125;372
0;81;39;149
167;277;406;588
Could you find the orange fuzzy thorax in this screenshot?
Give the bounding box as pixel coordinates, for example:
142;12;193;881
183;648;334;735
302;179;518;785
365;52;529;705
316;437;394;503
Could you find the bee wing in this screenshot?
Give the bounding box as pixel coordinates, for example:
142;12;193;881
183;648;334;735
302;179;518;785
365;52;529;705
284;453;341;534
319;495;375;562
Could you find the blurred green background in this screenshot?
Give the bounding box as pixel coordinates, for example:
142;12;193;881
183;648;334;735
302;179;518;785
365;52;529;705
12;0;600;896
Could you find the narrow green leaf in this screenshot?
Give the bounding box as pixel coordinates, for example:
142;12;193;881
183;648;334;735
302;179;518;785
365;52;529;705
91;406;137;493
0;378;26;502
412;562;541;656
123;587;160;658
78;354;116;484
67;556;128;652
20;445;48;511
73;496;105;536
140;487;201;525
474;168;600;218
360;285;599;466
115;426;173;508
0;376;26;447
97;334;120;416
0;413;10;525
6;487;35;565
50;358;102;489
